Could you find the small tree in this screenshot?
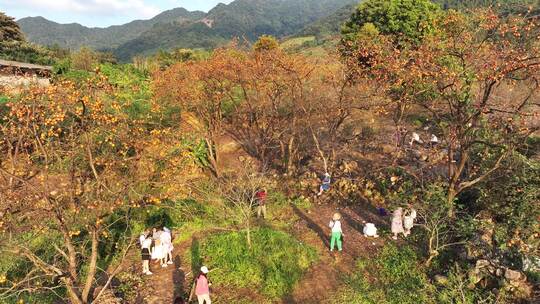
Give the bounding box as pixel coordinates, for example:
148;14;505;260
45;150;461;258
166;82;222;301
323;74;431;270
0;12;25;42
218;170;266;248
71;46;99;71
416;184;469;266
342;0;441;45
253;35;279;52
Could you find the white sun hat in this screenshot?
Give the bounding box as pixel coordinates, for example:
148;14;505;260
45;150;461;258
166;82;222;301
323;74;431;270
200;266;209;274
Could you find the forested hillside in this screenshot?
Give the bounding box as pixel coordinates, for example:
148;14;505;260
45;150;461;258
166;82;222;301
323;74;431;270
114;0;357;60
17;8;205;51
433;0;539;9
16;0;356;61
297;3;357;38
0;12;56;64
299;0;540;40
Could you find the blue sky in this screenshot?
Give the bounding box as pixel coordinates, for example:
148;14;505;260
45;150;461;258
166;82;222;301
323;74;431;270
0;0;234;27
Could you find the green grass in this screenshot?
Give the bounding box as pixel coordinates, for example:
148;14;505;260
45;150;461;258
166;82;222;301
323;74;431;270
198;228;318;298
332;244;434;304
281;36;316;50
291;195;312;210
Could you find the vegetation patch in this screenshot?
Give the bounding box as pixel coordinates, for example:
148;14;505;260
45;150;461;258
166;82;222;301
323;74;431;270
333;244;433;304
199;228;317;298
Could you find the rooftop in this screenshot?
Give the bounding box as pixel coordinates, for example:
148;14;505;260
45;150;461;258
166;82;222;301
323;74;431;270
0;59;53;71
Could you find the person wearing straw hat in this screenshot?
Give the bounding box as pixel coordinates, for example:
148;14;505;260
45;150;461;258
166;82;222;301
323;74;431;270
329;212;343;252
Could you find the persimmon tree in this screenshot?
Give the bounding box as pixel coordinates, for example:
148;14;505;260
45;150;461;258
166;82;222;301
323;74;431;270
153;47;246;177
0;76;148;303
346;9;540;211
342;0;441;45
228;47;377;173
227;48;313;172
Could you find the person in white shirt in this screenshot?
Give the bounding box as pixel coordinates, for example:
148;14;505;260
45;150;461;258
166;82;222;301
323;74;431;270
363;223;379;238
152;238;167;267
161;227;174;265
329;213;343;252
430;134;439;147
410;132;424;146
403;207;417;237
139;231;147;247
141;236;153;275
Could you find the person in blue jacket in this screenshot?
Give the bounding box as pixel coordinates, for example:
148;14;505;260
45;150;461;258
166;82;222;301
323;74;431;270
317;172;331;196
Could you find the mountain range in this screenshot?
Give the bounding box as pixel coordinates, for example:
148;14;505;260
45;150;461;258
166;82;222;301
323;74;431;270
16;0;358;61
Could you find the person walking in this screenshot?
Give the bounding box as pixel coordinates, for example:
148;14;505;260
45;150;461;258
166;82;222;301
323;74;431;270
161;227;174;265
329;212;343;252
195;266;212;304
151;238;167;267
140;234;152;275
256;188;268;218
391;207;405;240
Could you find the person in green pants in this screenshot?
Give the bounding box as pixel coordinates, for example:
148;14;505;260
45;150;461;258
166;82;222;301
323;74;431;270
329;212;343;251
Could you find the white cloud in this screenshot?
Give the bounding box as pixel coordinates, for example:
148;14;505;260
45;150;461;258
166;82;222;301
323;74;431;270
1;0;161;19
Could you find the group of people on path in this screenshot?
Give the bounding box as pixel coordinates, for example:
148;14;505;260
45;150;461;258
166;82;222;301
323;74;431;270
318;171;418;252
139;227;174;275
139;227;213;304
394;126;439;148
326;206;417;253
391;206;417;240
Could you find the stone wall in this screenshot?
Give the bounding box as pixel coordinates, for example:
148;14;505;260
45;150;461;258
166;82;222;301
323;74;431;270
0;75;50;89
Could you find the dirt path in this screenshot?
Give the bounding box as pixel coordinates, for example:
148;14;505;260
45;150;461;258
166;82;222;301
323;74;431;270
133;240;191;304
130;206;389;304
128;200;389;304
285;201;387;303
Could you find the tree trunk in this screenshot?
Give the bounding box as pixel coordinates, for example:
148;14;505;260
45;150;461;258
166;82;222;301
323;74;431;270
246;219;252;249
425;231;438;266
57;213;79;284
310;128;328;173
81;229;99;303
205;137;220;177
63;278;83;304
287;136;296;174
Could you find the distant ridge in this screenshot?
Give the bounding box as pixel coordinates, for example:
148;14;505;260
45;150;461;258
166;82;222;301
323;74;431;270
15;0;357;61
17;8;205;51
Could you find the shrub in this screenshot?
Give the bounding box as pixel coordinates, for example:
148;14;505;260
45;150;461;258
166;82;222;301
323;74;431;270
200;228;317;298
0;41;55;65
291;196;312;210
435;265;483;304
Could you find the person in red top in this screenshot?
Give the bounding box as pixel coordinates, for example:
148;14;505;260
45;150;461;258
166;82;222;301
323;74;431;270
255;188;268;218
195;266;211;304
